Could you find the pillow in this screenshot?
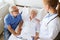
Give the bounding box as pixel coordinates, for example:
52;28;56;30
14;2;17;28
36;8;47;21
18;7;47;21
17;6;23;13
21;7;30;21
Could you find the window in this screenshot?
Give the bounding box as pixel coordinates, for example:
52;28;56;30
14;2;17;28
0;0;2;2
0;0;3;3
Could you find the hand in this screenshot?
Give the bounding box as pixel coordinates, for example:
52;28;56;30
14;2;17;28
32;32;39;40
31;36;39;40
16;28;22;35
13;33;20;36
34;35;39;40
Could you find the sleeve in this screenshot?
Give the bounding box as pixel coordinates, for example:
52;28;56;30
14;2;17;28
4;17;11;26
48;22;59;39
40;21;59;39
19;13;23;21
35;22;40;33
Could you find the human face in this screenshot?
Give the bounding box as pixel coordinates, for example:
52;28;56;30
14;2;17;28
12;11;19;17
12;7;19;17
30;10;37;19
43;0;50;12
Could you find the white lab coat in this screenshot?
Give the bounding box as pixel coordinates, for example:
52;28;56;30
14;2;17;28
39;13;60;40
8;17;40;40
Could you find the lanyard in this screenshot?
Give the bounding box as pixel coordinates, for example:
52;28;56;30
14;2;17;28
47;16;58;25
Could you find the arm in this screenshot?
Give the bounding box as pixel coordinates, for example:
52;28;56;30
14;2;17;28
4;17;19;36
48;23;59;39
16;20;23;35
32;19;40;40
35;21;40;39
33;32;39;40
7;25;19;36
16;13;23;35
8;20;23;36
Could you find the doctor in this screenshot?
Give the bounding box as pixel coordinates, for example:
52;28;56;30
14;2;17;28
34;0;60;40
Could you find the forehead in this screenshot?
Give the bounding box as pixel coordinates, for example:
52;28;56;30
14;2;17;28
30;10;37;15
12;6;19;12
12;6;17;8
12;6;18;10
31;10;37;13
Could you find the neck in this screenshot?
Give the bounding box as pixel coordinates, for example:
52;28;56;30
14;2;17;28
49;8;57;14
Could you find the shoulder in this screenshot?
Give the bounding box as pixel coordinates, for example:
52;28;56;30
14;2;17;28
55;17;60;26
4;13;11;21
53;17;60;23
48;17;60;27
48;17;60;32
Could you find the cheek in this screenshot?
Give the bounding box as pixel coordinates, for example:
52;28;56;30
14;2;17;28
13;14;16;16
30;14;34;17
31;14;33;17
32;14;35;16
44;6;49;11
43;4;49;11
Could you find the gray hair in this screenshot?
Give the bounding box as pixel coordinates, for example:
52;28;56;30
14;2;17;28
30;8;38;14
9;6;17;13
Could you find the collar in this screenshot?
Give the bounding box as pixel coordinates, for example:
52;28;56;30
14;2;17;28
46;13;58;25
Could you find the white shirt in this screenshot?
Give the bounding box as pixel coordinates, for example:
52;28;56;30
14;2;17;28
17;17;40;40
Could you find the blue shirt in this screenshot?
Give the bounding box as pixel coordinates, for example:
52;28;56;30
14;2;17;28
4;13;22;30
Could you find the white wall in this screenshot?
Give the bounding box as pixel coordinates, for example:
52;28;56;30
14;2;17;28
4;0;60;8
4;0;15;6
15;0;43;8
